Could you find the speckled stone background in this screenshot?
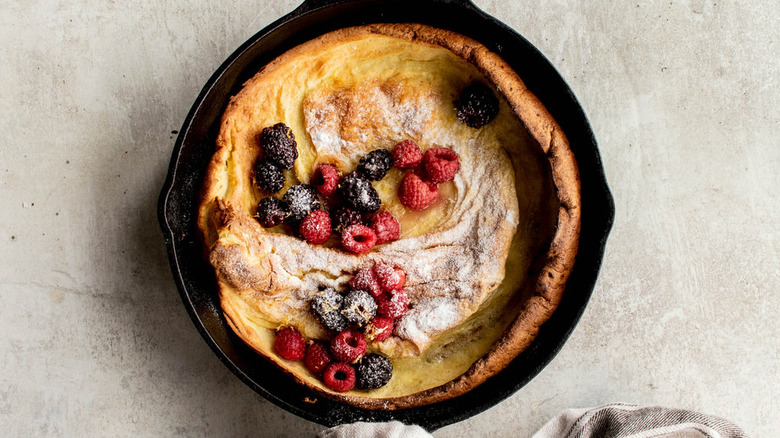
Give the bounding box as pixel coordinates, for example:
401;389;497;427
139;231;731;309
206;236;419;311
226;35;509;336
1;0;778;436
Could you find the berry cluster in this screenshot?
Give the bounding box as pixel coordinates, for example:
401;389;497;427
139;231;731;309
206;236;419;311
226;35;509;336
254;135;403;253
390;140;461;211
274;263;410;392
254;123;299;195
323;154;402;252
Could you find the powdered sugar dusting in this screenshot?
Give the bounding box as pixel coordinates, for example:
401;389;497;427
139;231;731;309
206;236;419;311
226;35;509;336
303;80;436;167
395;297;462;348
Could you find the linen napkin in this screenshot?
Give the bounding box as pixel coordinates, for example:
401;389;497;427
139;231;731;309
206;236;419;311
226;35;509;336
532;403;746;438
317;404;747;438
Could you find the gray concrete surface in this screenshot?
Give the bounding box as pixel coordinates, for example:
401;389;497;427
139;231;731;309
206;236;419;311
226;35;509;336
1;0;777;436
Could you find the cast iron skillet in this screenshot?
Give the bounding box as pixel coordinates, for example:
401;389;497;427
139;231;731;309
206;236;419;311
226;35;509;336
157;0;615;431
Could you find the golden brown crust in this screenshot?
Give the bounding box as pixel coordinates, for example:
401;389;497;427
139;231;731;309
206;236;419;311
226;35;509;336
197;23;581;410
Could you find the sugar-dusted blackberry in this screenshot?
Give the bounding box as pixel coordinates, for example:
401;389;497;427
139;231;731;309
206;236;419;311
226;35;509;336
282;184;320;223
356;353;393;389
338;172;381;213
256;197;289;228
259;123;298;169
455;82;499;129
331;206;365;234
340;290;377;328
254;159;286;194
311;288;348;332
357;149;393;181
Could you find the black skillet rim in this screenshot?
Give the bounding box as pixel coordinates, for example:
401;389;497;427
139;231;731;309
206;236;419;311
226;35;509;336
157;0;615;431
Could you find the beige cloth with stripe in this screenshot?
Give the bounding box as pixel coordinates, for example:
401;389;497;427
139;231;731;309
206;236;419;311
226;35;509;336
318;404;747;438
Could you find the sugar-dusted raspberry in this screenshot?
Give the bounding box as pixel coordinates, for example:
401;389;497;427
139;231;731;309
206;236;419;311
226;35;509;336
273;327;306;361
376;289;409;319
341;224;377;254
357;149;393;181
256;197;289;228
259;123;298;169
311;163;339;197
330;329;367;363
254;159;286;194
338;172;381;213
398;172;438;210
455;82;499;129
369;211;400;245
283;184;320;223
356;353;393;390
349;268;382;297
311;288;348;332
374;263;405;291
423;147;460;184
330;206;365;235
340;290;377;328
304;341;332;375
299;210;331;245
365;316;394;342
323;362;356;392
391;140;423;169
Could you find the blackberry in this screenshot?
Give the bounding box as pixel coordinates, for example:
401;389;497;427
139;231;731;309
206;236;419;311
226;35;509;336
455;82;499;129
254;159;285;193
259;123;298;169
282;184;320;223
311;288;348;332
356;353;393;389
340;290;377;328
256;197;289;228
338;172;381;213
357;149;393;181
330;206;364;234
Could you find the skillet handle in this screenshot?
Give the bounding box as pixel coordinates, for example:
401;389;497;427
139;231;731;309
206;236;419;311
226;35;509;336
295;0;476;14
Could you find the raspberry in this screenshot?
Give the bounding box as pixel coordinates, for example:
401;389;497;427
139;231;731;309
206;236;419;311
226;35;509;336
282;184;320;223
340;290;377;328
330;329;367;363
349;268;382;297
398;172;438;210
311;163;339;197
376;289;409;319
341;224;377;254
374;263;405;291
365;316;394;342
323;362;356;392
254;159;286;194
357;149;393;181
391;140;423;169
255;197;289;228
304;341;332;375
311;288;348;332
330;206;365;235
423;147;460;184
455;82;499;129
273;327;306;361
338;172;381;213
356;353;393;390
259;123;298;169
369;211;400;245
299;210;331;245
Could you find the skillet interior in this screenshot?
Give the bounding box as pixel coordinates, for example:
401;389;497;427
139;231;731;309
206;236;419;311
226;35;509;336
158;0;614;430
